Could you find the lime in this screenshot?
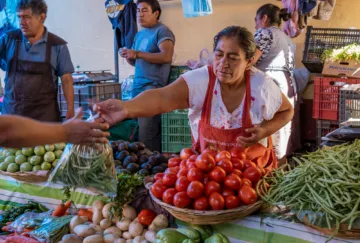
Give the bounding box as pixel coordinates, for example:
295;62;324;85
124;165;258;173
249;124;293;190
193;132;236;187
0;156;6;163
15;150;23;156
52;159;59;168
34;146;46;156
15;155;27;165
45;145;55;152
20;162;32;172
7;163;19;173
1;150;7;156
30;155;42;166
5;156;16;164
5;151;15;157
22;148;34;157
44;152;55;163
0;162;8;171
41;162;52;171
32;165;41;172
54;150;63;159
55;143;66;151
7;148;18;154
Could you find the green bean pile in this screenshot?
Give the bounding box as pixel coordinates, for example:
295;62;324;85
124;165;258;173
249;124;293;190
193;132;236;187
258;140;360;231
49;143;117;194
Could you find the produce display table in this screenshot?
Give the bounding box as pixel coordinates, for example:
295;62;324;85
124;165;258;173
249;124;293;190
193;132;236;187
0;174;101;211
1;174;360;243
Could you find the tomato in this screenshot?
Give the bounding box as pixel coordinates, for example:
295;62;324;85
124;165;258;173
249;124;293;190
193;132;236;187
175;176;190;192
238;186;258;205
209;192;225;210
215;151;231;162
168;158;182;168
243;160;256;170
180;160;187;170
203;175;209;185
230;147;246;160
151;181;167;199
217;159;233;174
205;181;221;197
231;158;244;171
173;191;192;208
186;162;197;169
162;188;177;204
189;154;198;162
154;173;164;182
225;195;240;209
137;209;156;226
195;153;215;172
208;166;226;183
187;168;204;182
177;168;189;178
180;148;196;160
165;166;180;174
243;167;261;184
224;174;242;190
162;173;177;187
187;181;205;199
193;196;209;210
232;169;243;178
222;187;236;197
258;166;266;177
203;149;217;159
242;178;252;187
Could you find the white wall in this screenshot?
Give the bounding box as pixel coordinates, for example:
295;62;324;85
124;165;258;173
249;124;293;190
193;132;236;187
0;0;359;82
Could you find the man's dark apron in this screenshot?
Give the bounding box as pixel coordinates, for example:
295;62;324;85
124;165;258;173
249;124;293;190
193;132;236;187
2;29;66;122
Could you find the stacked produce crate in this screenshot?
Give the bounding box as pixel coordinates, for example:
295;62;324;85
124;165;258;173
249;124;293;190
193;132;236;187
303;26;360;145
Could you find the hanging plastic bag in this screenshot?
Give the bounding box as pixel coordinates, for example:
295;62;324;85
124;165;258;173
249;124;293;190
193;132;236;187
186;48;212;70
181;0;213;18
48;112;117;195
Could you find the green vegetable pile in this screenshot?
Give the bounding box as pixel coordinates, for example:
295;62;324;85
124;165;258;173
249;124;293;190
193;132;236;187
322;43;360;62
49;143;117;194
258;140;360;236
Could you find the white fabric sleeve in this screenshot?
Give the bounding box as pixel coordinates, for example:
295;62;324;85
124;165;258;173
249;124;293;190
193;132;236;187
260;76;284;121
181;66;210;110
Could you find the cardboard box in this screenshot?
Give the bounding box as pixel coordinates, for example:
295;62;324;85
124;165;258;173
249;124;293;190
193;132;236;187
322;60;360;78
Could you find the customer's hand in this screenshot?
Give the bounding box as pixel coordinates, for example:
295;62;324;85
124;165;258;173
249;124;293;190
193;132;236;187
66;109;75;120
62;108;110;144
236;126;267;148
119;48;137;59
93;99;128;126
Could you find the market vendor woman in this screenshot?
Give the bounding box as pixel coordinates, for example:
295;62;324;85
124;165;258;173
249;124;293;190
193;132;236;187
95;26;294;169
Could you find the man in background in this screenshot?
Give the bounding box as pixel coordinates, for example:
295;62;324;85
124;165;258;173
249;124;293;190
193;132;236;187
120;0;175;152
0;0;74;121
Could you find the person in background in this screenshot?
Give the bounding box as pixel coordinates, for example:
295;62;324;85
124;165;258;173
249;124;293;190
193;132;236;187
119;0;175;152
0;0;75;121
0;108;110;148
95;26;294;169
253;3;300;165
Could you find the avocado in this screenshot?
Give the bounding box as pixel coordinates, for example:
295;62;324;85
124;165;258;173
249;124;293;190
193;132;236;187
123;156;136;168
138;169;150;176
139;155;149;164
116;150;130;162
136;142;146;150
118;142;129;151
127;163;140;173
129;143;139;153
160;163;168;169
148;155;158;166
156;154;168;164
152;166;165;174
130;153;138;162
140;162;152;170
152;151;161;156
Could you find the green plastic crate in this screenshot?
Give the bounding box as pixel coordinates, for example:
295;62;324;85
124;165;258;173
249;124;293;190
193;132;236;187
161;110;192;153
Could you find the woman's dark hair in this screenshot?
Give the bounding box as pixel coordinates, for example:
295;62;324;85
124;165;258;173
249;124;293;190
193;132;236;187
213;26;256;60
137;0;162;20
256;4;291;27
17;0;47;15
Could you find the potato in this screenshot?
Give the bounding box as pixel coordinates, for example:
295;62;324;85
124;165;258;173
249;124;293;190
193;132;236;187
74;224;96;238
92;200;105;211
114;239;126;243
104;226;122;237
122;205;137;220
102;203;113;219
116;218;131;231
126;240;133;243
90;224;104;233
100;219;112;229
129;222;143;237
70;216;87;234
133;236;146;243
93;209;103;225
61;234;82;243
83;235;104;243
104;233;119;243
123;231;133;240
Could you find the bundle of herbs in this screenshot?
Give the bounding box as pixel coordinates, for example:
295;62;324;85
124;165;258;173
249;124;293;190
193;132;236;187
322;43;360;63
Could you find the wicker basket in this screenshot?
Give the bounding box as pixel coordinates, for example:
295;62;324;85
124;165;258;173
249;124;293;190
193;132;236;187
303;216;360;239
148;186;264;225
0;170;51;183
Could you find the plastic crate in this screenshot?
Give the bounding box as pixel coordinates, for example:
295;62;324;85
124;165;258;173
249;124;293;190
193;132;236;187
339;84;360;123
58;82;121;118
168;66;191;84
161;110;192;153
316;120;339;146
302;26;360;73
313;76;360;121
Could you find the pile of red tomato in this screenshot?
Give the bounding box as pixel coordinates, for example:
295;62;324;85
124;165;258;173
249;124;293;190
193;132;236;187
150;148;270;210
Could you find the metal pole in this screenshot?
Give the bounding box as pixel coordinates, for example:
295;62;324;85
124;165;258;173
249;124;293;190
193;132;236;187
114;28;119;82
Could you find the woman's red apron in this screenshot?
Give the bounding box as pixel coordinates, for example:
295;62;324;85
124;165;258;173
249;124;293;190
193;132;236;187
192;66;278;169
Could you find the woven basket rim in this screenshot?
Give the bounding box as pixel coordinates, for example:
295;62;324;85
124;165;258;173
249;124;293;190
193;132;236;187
0;170;51;182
